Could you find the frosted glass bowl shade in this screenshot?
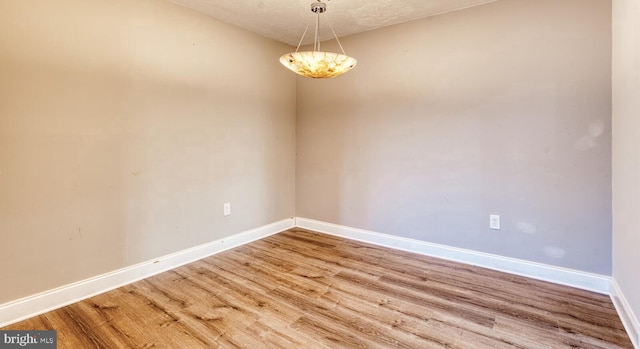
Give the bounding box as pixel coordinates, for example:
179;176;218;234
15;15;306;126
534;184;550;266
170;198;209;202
280;51;357;79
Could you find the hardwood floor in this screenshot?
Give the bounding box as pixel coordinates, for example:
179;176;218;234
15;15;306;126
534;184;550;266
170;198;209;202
3;229;633;348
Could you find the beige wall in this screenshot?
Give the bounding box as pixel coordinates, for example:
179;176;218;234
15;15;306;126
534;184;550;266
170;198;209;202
613;0;640;331
0;0;620;313
0;0;296;304
297;0;612;274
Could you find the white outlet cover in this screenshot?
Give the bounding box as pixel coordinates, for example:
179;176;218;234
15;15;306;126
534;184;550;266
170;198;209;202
490;214;501;230
224;203;231;216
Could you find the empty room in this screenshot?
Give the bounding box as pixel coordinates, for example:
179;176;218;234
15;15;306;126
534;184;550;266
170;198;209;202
1;0;638;348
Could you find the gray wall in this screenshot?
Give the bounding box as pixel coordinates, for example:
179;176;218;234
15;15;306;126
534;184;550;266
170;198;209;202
613;0;640;330
296;0;612;274
0;0;296;304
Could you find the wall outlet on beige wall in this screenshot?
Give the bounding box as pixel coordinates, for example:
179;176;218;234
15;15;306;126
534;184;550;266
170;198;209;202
224;203;231;216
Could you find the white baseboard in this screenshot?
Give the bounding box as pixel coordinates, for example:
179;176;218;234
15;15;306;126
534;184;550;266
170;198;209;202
611;279;640;349
295;218;612;294
0;218;295;328
3;217;629;344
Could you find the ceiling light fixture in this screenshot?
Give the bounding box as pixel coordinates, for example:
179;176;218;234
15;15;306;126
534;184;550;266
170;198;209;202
280;1;357;79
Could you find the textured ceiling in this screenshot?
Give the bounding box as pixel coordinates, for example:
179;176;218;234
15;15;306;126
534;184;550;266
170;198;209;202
167;0;498;46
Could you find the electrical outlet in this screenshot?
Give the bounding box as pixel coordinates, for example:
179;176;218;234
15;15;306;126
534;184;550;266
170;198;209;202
224;202;231;216
489;214;500;230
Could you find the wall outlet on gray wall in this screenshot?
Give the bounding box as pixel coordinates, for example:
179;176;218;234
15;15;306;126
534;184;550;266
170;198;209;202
490;215;501;230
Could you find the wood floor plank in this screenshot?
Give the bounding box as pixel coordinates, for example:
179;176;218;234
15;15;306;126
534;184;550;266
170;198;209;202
2;228;633;348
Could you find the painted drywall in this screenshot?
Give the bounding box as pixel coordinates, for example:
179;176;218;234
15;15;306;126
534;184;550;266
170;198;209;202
0;0;296;304
613;0;640;329
296;0;612;274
